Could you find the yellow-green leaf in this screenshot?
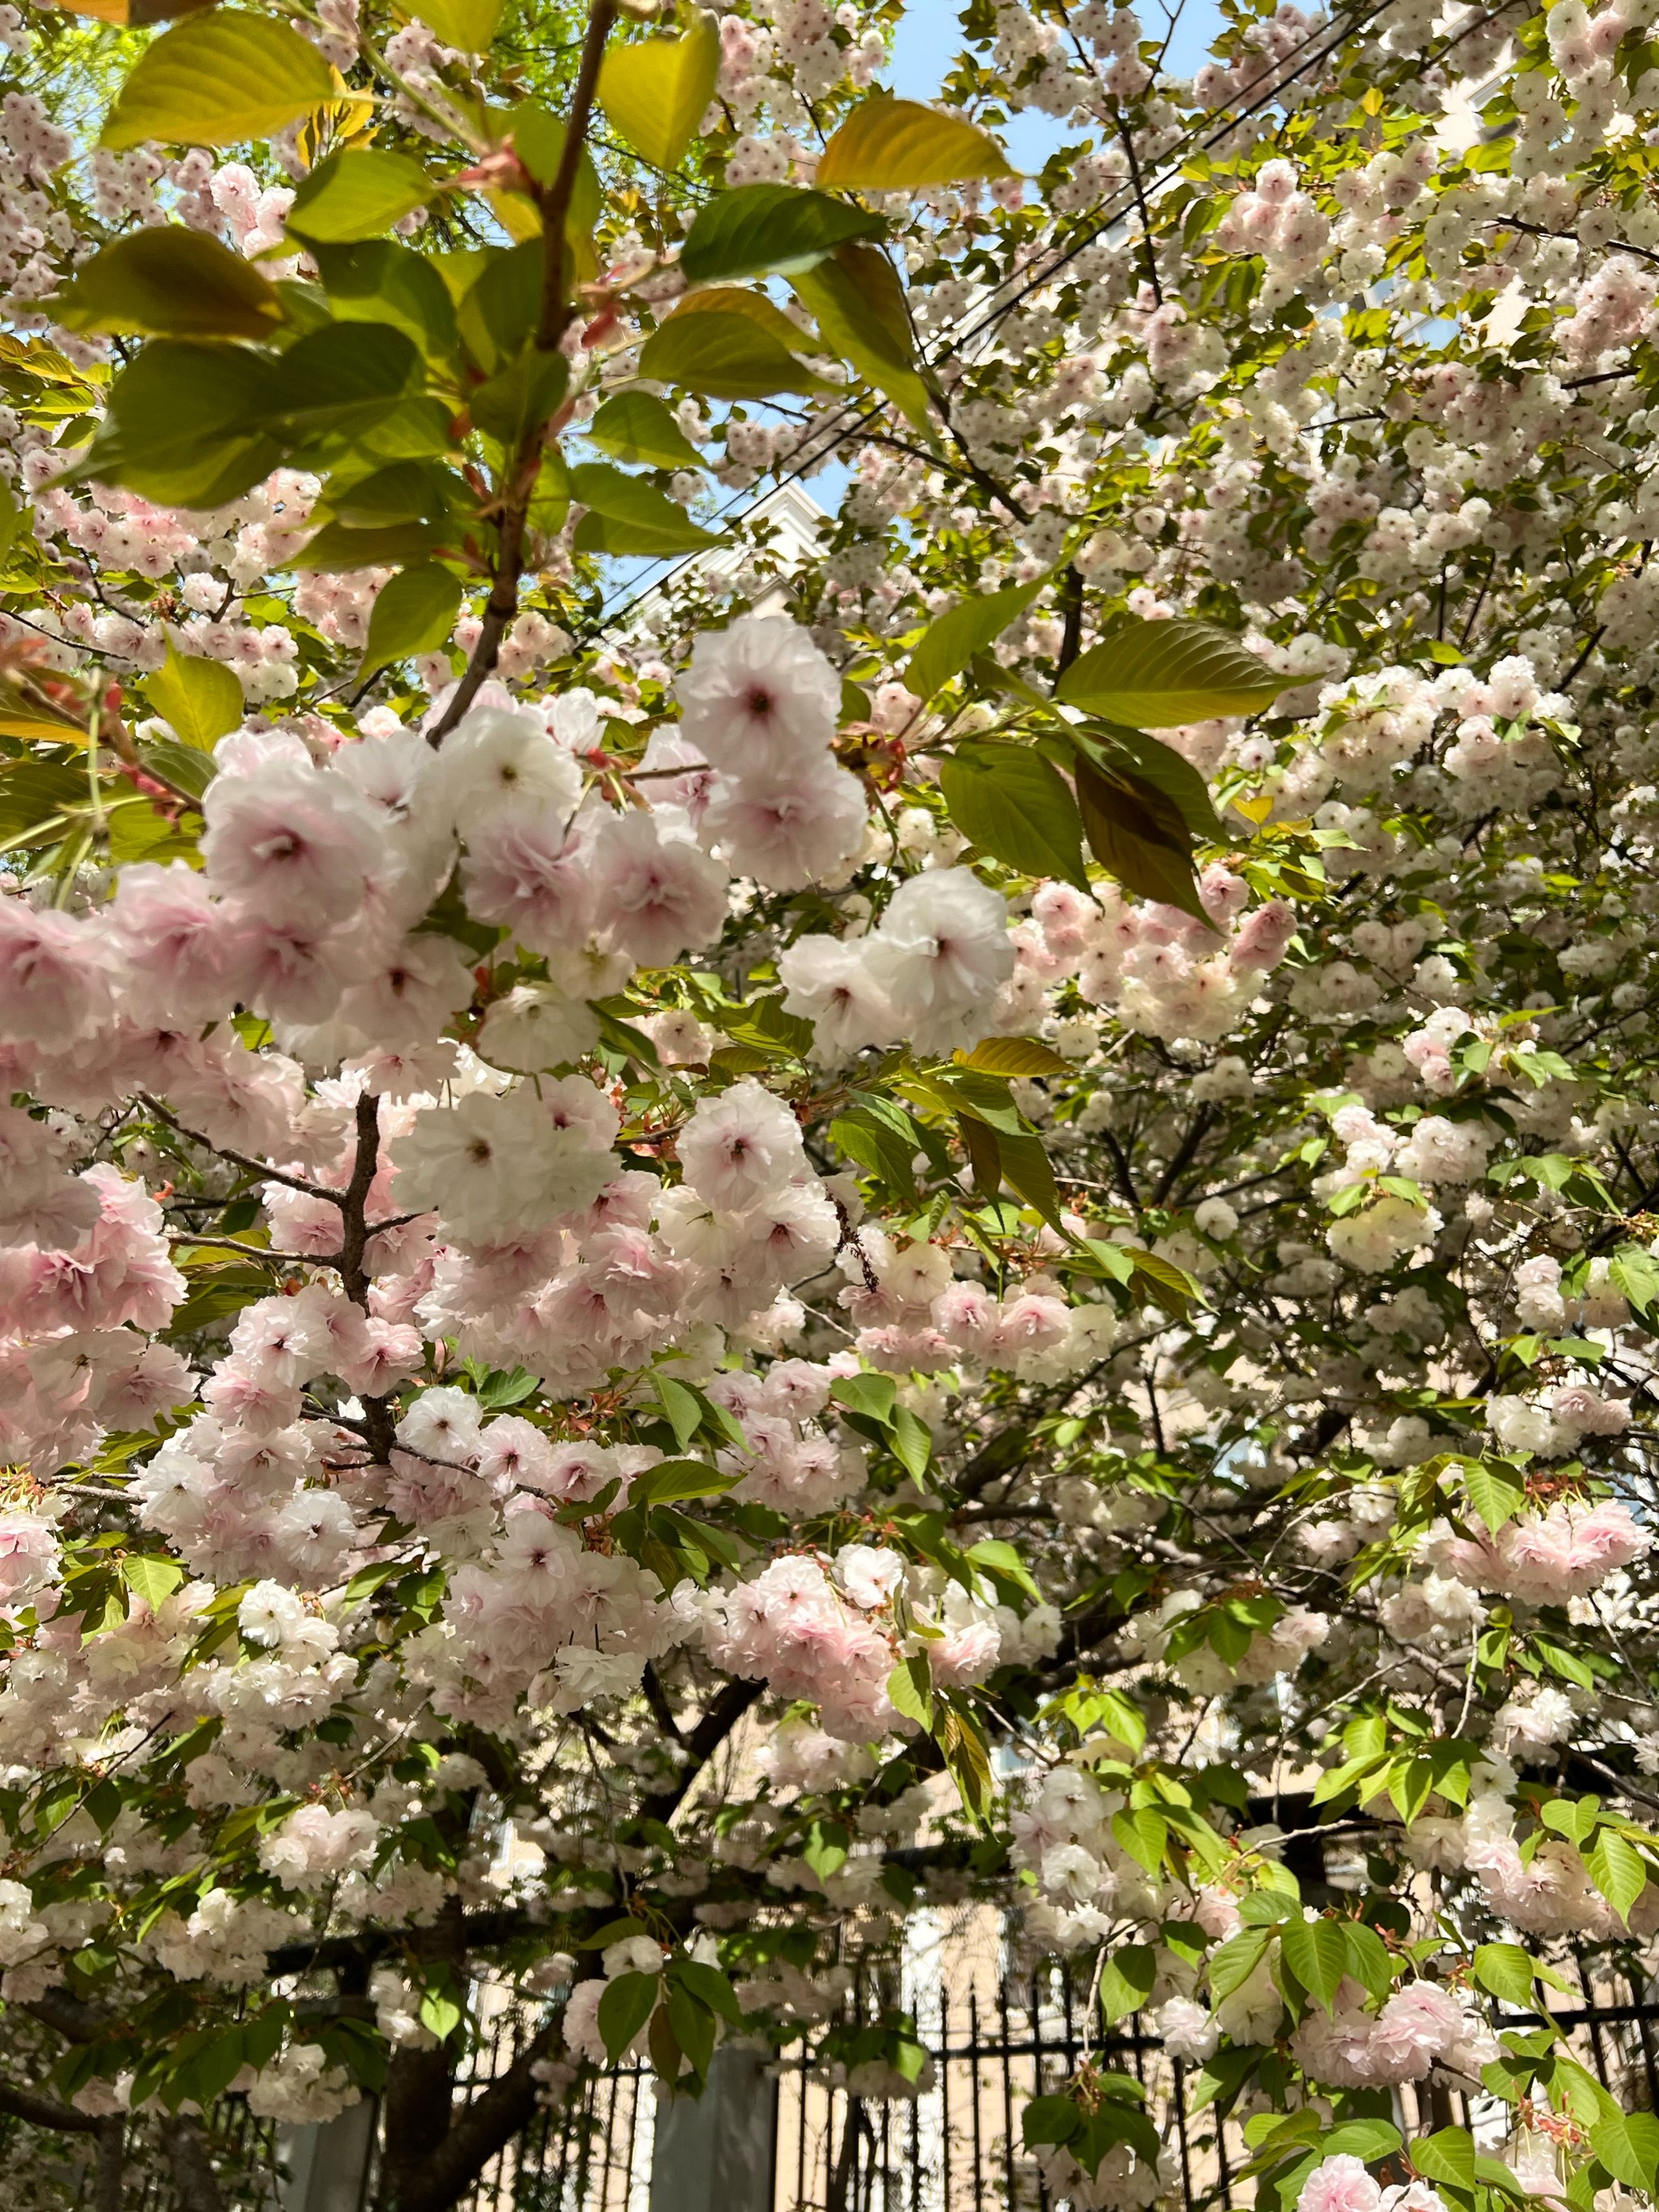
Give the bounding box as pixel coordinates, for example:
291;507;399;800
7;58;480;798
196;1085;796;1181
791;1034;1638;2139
598;10;720;172
667;286;815;351
680;183;884;284
907;579;1043;701
285;149;435;246
817;95;1013;190
638;312;830;401
792;243;932;433
361;563;463;677
1056;617;1289;727
51;228;285;341
588;391;703;471
143;643;244;751
101;11;335;151
414;0;500;49
569;463;723;554
958;1036;1069;1076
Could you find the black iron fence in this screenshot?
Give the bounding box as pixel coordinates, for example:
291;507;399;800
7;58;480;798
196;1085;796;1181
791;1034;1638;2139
60;1938;1659;2212
450;1938;1659;2212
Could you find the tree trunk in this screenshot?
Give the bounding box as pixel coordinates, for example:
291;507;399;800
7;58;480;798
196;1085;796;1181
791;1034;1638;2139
160;2114;225;2212
93;2115;125;2212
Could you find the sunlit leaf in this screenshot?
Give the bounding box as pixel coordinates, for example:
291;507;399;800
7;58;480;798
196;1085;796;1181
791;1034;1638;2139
1056;617;1288;726
52;228;285;341
817;95;1014;189
101;11;335;151
598;10;720;172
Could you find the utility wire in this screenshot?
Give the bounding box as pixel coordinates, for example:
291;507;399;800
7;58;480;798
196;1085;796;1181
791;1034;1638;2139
583;0;1516;639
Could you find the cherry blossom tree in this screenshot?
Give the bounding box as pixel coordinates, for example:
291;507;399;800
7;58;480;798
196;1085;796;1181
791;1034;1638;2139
0;0;1657;2206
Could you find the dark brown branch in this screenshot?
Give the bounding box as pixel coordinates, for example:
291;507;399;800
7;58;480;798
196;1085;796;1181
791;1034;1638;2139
160;2114;225;2212
639;1676;764;1825
0;2077;104;2133
94;2116;125;2212
426;0;617;749
139;1095;340;1205
1056;563;1084;678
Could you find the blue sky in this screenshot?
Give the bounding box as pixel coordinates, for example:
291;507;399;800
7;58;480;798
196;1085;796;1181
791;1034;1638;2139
595;0;1226;617
889;0;1225;168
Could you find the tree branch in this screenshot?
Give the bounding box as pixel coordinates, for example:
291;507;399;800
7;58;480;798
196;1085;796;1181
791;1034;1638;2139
0;2077;104;2134
160;2114;226;2212
426;0;617;749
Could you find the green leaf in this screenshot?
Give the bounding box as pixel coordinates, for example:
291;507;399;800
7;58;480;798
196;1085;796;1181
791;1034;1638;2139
1320;2120;1402;2166
936;1699;994;1819
832;1372;898;1424
415;0;499;49
1342;1921;1394;2002
1207;1926;1270;2001
569;463;723;555
628;1459;739;1506
887;1404;933;1481
1098;1945;1157;2025
361;563;463;677
1077;724;1226;841
419;1988;463;2041
939;743;1089;890
270;320;425;440
670;1958;744;2028
579;1915;655;1949
1278;1919;1350;2013
801;1815;850;1881
1022;2096;1081;2149
1609;1245;1659;1317
817;94;1013;188
1111;1806;1167;1876
52;228;285;341
470;348;569;448
286;149;436;245
792;243;932;433
680;183;883;284
1473;1942;1537;2010
143;642;244;750
343;1559;407;1607
86;341;283;507
139;738;215;801
1591;2112;1659;2193
312;240;458;357
101;11;335;151
639;310;831;400
966;1538;1039;1603
906;582;1043;702
598;1970;659;2062
287;519;450;572
598;10;720;172
957;1036;1069;1075
456;240;548;374
588;391;703;470
887;1653;933;1730
1056;618;1288;726
1412;2128;1476;2191
122;1553;185;1610
1076;758;1204;919
1589;1828;1648;1922
318;458;458;530
1463;1459;1528;1535
993;1127;1064;1229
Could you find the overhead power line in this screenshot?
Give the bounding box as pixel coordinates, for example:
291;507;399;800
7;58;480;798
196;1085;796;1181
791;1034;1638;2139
584;0;1516;640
